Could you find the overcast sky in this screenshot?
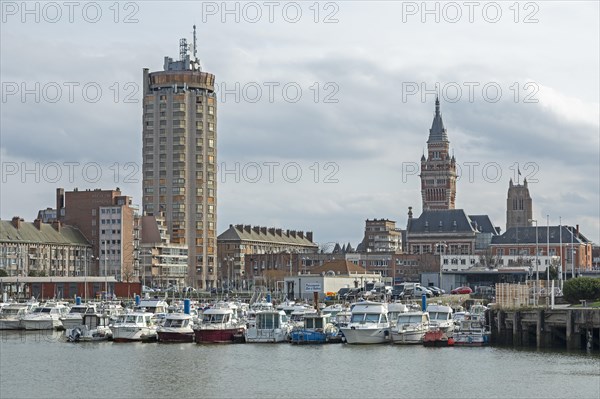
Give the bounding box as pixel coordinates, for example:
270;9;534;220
1;1;599;247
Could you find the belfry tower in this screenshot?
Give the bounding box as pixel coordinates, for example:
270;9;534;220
420;97;457;211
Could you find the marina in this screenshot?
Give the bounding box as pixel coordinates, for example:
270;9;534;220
1;329;598;399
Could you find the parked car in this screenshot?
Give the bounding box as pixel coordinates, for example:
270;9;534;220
142;285;154;293
182;287;196;295
427;286;444;296
413;286;433;298
390;287;405;300
451;286;473;295
337;287;351;299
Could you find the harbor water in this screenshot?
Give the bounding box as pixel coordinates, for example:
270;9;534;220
1;330;598;399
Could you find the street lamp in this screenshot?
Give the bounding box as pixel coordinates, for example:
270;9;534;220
436;242;447;291
529;219;538;306
102;239;109;299
224;256;234;290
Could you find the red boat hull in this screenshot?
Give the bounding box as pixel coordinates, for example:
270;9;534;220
157;331;195;343
423;330;455;347
194;327;245;344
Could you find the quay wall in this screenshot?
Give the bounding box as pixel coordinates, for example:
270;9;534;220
490;308;600;351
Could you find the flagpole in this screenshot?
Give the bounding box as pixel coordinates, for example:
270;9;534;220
546;214;550;296
559;217;563;289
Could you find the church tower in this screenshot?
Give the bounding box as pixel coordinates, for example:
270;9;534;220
506;178;533;230
420;97;457;211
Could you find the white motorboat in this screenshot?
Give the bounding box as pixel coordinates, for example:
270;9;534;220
289;305;317;328
340;301;390;344
454;316;491;346
60;303;98;330
422;304;455;346
22;302;70;330
426;304;455;335
66;313;113;342
157;313;195;343
111;312;156;342
0;300;39;330
387;302;409;328
391;311;430;344
333;309;352;328
245;310;291;343
322;303;344;317
194;302;246;343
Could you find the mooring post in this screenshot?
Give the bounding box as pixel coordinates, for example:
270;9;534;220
536;309;544;348
513;311;521;346
566;309;573;350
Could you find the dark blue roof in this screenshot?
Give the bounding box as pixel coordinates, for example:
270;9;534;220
468;215;498;235
428;97;448;143
408;209;475;234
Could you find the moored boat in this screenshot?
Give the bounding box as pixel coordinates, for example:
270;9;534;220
66;313;112;342
194;302;246;343
22;301;70;330
424;304;455;347
339;301;390;344
245;309;291;343
157;313;195;343
0;300;39;330
290;313;340;344
111;312;156;342
454;317;490;346
391;311;430;344
60;303;98;330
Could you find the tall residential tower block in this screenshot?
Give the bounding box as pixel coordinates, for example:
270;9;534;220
142;29;217;289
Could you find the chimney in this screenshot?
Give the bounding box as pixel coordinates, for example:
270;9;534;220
306;232;313;242
276;229;282;236
244;225;251;233
290;230;296;238
11;216;22;229
268;227;275;235
56;188;65;221
261;226;267;235
52;220;61;233
576;224;579;238
33;219;42;230
408;206;413;219
253;226;260;234
235;224;243;231
298;231;304;239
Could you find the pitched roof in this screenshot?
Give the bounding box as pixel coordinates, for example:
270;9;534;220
407;209;476;234
468;215;499;235
491;226;591;245
0;220;90;246
217;224;316;247
310;259;367;275
428;97;448;143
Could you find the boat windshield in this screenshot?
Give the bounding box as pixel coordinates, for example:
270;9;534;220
70;307;87;314
165;318;188;328
351;313;384;323
256;313;281;329
40;308;52;313
203;313;229;324
397;315;423;324
2;308;21;316
429;312;449;321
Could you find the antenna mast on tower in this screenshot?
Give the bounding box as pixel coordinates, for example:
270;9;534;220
193;25;197;59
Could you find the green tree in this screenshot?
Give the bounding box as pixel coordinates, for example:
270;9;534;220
0;269;8;277
563;277;600;304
